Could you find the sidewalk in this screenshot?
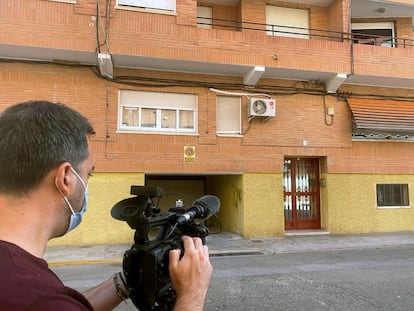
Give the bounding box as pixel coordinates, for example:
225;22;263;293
44;231;414;266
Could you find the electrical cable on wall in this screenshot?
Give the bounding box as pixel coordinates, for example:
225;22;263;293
95;1;103;53
209;88;272;99
95;0;110;53
95;0;113;79
2;57;414;103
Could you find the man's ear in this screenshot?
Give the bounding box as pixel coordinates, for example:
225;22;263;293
54;162;73;196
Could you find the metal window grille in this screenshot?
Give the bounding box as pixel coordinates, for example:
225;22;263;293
376;184;409;207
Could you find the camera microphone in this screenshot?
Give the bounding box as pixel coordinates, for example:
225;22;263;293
176;195;220;225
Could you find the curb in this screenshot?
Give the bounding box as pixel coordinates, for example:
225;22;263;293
45;232;414;266
49;258;122;267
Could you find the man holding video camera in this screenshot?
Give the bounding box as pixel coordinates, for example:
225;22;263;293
0;100;212;311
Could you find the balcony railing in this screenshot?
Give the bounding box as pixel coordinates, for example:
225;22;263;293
197;17;414;48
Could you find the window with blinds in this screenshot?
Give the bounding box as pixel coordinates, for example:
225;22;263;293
119;90;197;133
216;96;241;134
266;5;309;39
197;6;213;29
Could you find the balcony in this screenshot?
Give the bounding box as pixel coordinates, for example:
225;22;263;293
0;0;413;90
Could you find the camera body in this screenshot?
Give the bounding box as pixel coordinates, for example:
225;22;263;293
111;186;215;311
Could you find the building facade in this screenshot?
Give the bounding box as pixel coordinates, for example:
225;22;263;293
1;0;414;246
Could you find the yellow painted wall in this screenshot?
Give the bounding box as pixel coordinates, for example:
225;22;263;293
207;175;244;236
242;173;285;238
319;172;329;231
207;174;285;238
48;171;414;247
48;173;144;246
326;174;414;233
319;156;329;230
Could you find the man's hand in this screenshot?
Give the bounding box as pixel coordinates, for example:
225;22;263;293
169;236;213;311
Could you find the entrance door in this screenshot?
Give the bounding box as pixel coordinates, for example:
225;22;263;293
283;158;321;230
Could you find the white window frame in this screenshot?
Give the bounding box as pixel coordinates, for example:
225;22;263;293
266;5;309;39
116;0;176;13
352;22;395;47
118;90;198;134
48;0;76;3
216;96;242;135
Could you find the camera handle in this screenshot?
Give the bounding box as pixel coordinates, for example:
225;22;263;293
133;212;177;245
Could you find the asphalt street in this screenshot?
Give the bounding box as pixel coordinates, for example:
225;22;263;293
51;244;414;311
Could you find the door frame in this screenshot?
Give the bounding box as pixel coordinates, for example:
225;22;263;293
284;157;321;230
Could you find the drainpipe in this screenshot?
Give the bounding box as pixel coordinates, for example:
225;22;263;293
348;0;355;77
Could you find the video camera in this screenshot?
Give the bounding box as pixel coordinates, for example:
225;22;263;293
111;185;220;311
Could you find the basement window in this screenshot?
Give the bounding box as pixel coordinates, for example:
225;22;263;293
376;184;410;209
118;90;197;134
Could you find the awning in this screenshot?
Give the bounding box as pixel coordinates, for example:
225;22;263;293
347;98;414;139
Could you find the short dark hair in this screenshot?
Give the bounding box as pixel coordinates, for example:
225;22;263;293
0;100;95;195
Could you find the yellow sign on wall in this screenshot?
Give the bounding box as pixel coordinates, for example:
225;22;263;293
184;146;195;162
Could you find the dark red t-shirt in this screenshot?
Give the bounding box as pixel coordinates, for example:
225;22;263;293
0;240;94;310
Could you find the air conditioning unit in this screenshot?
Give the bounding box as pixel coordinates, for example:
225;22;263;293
248;98;276;118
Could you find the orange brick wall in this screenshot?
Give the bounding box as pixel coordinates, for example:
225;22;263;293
2;0;414;177
2;62;414;176
3;0;412;78
198;1;241;30
329;0;350;34
0;0;97;51
353;43;414;78
176;0;197;26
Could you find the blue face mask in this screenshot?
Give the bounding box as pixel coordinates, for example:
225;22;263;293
58;167;88;234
